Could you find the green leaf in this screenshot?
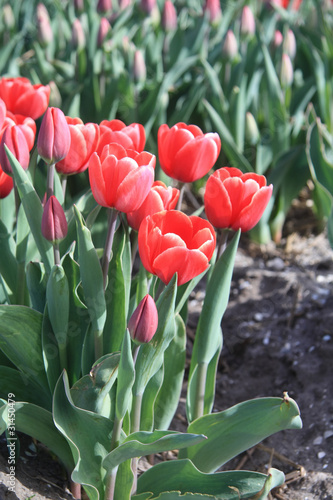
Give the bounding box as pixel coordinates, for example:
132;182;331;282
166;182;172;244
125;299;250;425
187;231;240;422
53;371;114;499
137;459;283;499
116;329;135;421
0;218;18;298
0;366;51;410
114;458;134;500
103;431;206;471
42;305;61;394
0;305;49;394
26;261;48;313
46;265;69;358
307;118;333;198
180;396;302;472
5;147;54;273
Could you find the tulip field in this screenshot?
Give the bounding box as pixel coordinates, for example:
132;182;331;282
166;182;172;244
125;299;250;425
0;0;333;499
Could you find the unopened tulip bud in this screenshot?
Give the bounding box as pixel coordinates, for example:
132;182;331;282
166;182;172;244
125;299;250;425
97;0;112;12
48;81;62;108
203;0;222;25
222;30;238;61
119;0;131;10
3;4;15;30
37;107;71;164
0;125;30;174
37;3;53;46
133;50;146;83
280;53;293;88
74;0;84;13
97;17;111;47
284;29;296;59
71;18;85;50
41;195;68;243
162;0;177;31
245;112;260;145
273;30;283;48
140;0;156;14
128;295;158;344
240;6;255;37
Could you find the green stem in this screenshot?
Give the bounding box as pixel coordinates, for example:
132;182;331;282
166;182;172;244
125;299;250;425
192;362;208;421
217;229;229;260
61;175;67;201
105;416;123;500
46;162;55;199
131;345;142;496
53;242;60;266
58;342;68;372
110;415;123;451
102;208;118;290
16;261;26;306
176;183;186;211
105;466;118;500
94;329;104;361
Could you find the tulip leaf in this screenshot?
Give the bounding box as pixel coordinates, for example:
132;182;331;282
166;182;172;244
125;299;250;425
187;230;240;422
0;366;51;410
26;261;48;313
53;371;114;500
0;305;50;395
71;353;120;417
74;205;106;359
114;458;134;500
133;275;177;398
103;431;206;471
5;147;54;273
140;363;164;432
0;218;18;299
137;459;284;499
42;305;61;394
0;399;73;472
180;395;302;472
116;329;135;421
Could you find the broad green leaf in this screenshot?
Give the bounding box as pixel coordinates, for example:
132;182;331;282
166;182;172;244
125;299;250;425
0;366;51;410
137;459;283;499
26;261;48;313
140;363;164;432
116;329;135;421
103;431;206;471
307;118;333;197
114;459;134;500
5;147;54;273
133;275;177;397
0;400;73;472
71;353;120;417
42;306;61;394
53;371;114;500
187;231;240;422
0;305;49;394
252;468;285;500
74;205;106;360
0;218;18;298
180;396;302;472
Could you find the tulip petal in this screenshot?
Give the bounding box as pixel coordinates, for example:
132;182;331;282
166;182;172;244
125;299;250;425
204;175;233;229
173;136;220;182
115;165;154;212
234;185;273;232
89;153;108;207
153;246;209;285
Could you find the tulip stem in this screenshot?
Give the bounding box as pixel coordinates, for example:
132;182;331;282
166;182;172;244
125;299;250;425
105;415;123;500
46;163;55;199
217;229;229;260
53;242;61;266
130;345;142;496
102;208;118;289
176;183;186;211
193;362;208;421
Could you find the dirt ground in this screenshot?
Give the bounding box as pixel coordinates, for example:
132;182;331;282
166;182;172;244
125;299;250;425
0;205;333;500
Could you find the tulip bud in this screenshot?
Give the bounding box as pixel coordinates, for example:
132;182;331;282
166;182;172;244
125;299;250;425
280;53;293;88
284;29;296;59
240;6;255;38
97;17;111;47
133;50;147;83
273;30;283;48
128;295;158;344
41;195;68;243
162;0;177;31
245;112;260;145
140;0;156;14
48;81;62;108
37;107;71;164
97;0;112;12
119;0;131;10
74;0;84;12
71;18;85;50
3;4;15;30
37;3;53;46
0;99;6;130
222;30;238;61
0;125;30;174
203;0;222;25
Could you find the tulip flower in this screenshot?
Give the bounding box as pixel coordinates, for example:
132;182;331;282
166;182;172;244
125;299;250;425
140;0;156;14
89;143;155;213
97;119;146;155
222;30;238;61
203;0;222;24
128;295;158;344
204;167;273;232
0;125;30;174
97;18;111;47
240;6;255;37
97;0;112;13
0;166;14;198
127;180;179;231
55;117;99;175
280;53;294;88
162;0;177;31
3;4;15;30
133;50;147;83
0;77;50;120
2;112;36;151
71;18;86;50
138;210;216;286
41;195;68;243
37;3;53;47
284;29;296;59
37;107;71;164
158;123;221;183
273;30;283;48
0;99;6;130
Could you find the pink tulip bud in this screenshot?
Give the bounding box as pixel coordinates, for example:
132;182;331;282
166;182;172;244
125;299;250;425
3;4;15;30
74;0;84;12
37;3;53;46
71;18;85;50
203;0;222;25
97;0;112;12
284;29;296;59
133;50;147;83
41;195;68;243
162;0;177;31
97;17;111;47
37;107;71;164
240;6;255;37
119;0;132;10
140;0;156;14
280;53;293;88
0;125;30;174
273;30;283;48
222;30;238;61
128;295;158;344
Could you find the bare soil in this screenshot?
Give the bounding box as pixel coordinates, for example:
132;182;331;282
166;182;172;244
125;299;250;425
1;209;333;499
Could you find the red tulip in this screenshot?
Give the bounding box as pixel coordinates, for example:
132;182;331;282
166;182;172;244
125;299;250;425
0;166;14;198
204;167;273;232
0;125;30;174
0;99;5;130
158;123;221;183
138;210;216;286
89;143;155;213
128;294;158;344
267;0;302;9
37;107;71;164
0;77;50;120
41;195;68;243
55;117;99;175
2;111;36;151
97;119;145;155
127;180;179;231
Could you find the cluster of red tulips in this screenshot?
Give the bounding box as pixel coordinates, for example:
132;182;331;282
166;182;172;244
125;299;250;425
0;76;272;287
